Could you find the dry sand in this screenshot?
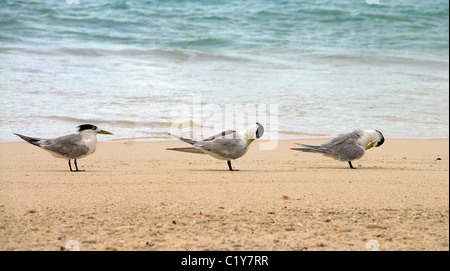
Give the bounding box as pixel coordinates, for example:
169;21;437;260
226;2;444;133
0;138;448;251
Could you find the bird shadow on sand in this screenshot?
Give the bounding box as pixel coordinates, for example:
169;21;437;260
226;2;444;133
176;168;265;173
300;165;390;171
22;169;128;173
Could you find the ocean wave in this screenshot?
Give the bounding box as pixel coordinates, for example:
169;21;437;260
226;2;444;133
39;116;173;129
1;0;448;51
1;0;448;141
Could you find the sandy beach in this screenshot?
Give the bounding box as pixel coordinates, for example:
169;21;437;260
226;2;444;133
0;138;448;251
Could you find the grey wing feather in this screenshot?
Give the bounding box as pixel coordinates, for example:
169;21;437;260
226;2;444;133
196;139;245;160
168;133;246;160
166;147;205;154
320;132;364;161
168;133;197;146
167;133;205;154
331;141;364;161
291;143;333;155
321;132;358;148
292;132;364;161
41;134;89;159
14;133;42;147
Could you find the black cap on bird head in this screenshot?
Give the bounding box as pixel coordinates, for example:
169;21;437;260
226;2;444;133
256;122;264;139
375;130;385;147
77;124;98;132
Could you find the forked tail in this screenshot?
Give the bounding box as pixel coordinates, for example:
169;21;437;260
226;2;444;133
166;147;204;154
168;133;197;146
13;133;42;147
291;143;327;154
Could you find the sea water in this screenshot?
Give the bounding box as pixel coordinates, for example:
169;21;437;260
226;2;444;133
0;0;448;141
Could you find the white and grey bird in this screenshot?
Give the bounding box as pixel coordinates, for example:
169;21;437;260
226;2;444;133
167;122;264;171
14;124;113;172
291;129;385;169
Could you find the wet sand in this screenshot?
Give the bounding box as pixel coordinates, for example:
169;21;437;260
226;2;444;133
0;139;448;251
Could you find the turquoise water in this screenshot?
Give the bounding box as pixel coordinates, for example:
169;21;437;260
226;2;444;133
0;0;448;140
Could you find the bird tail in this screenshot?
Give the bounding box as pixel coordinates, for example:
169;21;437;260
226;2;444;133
14;133;42;147
168;133;197;146
291;143;327;154
166;147;204;154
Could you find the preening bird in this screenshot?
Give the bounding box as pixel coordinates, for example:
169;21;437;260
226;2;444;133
291;129;385;169
167;122;264;171
14;124;113;172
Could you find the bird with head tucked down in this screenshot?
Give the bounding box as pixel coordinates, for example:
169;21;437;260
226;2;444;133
167;122;264;171
291;129;385;169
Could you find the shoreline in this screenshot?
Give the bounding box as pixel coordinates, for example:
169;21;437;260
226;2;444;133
0;139;448;251
2;136;449;143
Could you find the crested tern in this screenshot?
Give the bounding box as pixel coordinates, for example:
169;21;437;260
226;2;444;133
291;129;385;169
14;124;113;172
167;122;264;171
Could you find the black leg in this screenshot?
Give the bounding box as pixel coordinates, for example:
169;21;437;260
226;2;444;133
227;160;239;171
68;160;73;171
74;159;85;172
348;161;355;169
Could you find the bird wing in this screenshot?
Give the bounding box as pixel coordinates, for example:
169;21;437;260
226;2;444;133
292;132;365;161
291;143;333;155
166;147;205;154
40;134;90;159
168;131;246;160
322;132;359;147
167;133;206;154
321;132;365;161
168;133;197;146
195;138;246;160
14;133;42;147
202;130;237;141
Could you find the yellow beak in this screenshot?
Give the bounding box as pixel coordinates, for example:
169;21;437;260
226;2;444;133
97;130;113;135
365;142;375;150
245;139;255;148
